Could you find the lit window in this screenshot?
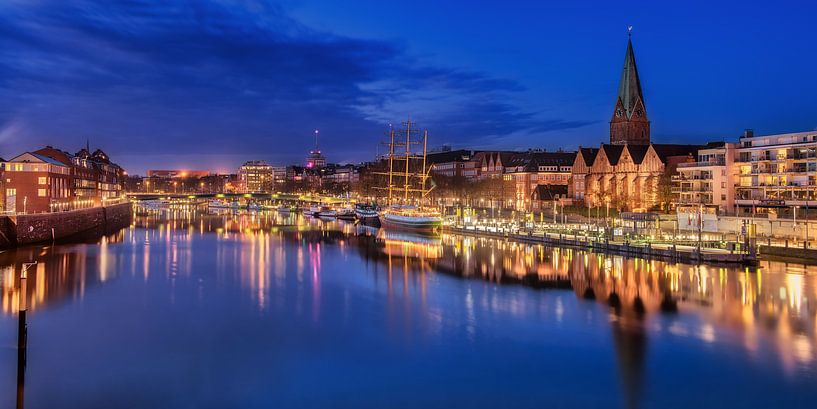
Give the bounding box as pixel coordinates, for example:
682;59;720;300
38;177;47;185
38;188;47;197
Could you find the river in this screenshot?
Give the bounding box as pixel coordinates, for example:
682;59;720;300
1;207;816;408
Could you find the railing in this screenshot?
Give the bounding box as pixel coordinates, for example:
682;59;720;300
677;160;725;168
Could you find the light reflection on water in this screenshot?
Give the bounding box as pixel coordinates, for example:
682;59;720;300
0;207;816;408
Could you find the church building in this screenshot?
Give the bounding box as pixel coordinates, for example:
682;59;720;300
570;33;702;211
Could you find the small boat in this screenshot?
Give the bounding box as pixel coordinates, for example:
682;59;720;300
208;200;232;209
316;207;337;218
336;208;356;221
303;206;318;216
277;206;295;214
355;203;380;225
247;202;261;211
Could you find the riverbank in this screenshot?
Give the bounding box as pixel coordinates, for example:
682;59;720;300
0;202;132;249
443;225;758;266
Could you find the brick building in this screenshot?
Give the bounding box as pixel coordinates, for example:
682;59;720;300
570;33;702;211
2;145;125;214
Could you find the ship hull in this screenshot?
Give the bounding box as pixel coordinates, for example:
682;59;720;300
379;213;442;233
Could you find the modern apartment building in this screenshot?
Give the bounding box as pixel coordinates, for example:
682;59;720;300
672;142;736;213
733;129;817;215
239;160;274;193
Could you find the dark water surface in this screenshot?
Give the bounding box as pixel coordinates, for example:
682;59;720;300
1;209;816;408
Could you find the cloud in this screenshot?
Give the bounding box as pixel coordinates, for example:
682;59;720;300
0;0;592;171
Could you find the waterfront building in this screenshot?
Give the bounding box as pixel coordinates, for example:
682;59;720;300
427;149;475;178
2;145;124;213
322;164;359;186
272;166;287;187
570;34;702;211
239;160;274;193
503;150;574;210
732;129;817;216
672;142;737;213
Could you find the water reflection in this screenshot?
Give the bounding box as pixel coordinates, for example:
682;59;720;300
1;207;816;408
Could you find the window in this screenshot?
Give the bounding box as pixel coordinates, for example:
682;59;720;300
38;177;47;185
6;188;16;196
38;188;47;197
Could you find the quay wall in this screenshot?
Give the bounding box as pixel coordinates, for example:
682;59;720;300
444;226;756;266
0;203;132;248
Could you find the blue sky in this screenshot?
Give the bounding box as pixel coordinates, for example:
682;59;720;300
0;0;815;174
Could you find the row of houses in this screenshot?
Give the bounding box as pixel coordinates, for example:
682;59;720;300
1;146;126;214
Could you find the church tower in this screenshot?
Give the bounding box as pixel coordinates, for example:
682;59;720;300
610;31;650;145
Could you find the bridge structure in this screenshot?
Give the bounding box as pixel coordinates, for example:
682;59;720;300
126;192;350;205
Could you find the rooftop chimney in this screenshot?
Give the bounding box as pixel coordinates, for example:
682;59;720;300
742;129;754;138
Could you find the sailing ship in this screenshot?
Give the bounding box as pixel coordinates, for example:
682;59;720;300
374;119;442;233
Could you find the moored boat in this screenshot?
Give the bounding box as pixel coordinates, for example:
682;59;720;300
336;208;356;221
316;207;337;218
354;203;380;224
379;206;442;233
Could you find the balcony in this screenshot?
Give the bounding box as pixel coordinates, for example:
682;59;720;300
677;160;725;168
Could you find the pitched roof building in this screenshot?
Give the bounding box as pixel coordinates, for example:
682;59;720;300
570;33;703;211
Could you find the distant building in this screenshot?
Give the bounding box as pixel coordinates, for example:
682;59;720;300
306;130;327;169
146;170;210;179
427;149;474;178
239;160;274;193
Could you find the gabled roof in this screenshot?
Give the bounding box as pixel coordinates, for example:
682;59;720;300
626;144;650;164
617;35;645;119
7;152;68;167
579;148;599;165
33;147;73;166
601;144;625;165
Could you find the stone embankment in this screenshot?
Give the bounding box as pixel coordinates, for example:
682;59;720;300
0;202;132;248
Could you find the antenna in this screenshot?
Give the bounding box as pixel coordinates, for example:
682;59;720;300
627;25;633;37
314;129;319;150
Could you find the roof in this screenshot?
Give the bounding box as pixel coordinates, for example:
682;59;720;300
426;149;473;164
651;144;701;161
532;184;569;200
626;144;650;164
33;146;73;166
506;151;575;172
617;35;645;119
601;144;625;165
7;152;68;167
579;148;599;165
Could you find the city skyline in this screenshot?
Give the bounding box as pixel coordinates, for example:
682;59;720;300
1;1;816;174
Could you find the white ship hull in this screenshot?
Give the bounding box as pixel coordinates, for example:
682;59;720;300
380;212;442;232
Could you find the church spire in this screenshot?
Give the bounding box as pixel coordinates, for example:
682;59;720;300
617;31;644;119
610;29;650;145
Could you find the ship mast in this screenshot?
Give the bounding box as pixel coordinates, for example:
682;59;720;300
374;118;434;206
404;120;412;203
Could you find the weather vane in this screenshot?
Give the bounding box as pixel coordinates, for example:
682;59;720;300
628;25;633;36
